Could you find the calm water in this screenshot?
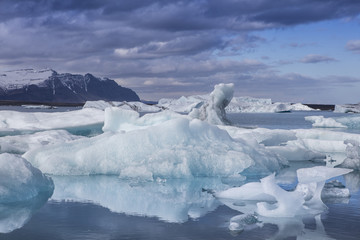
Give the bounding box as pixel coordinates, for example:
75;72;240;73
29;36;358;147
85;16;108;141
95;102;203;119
1;110;360;240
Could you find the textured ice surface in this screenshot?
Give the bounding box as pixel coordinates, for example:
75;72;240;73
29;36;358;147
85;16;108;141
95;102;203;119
0;130;83;154
305;115;360;129
0;108;104;133
216;166;352;218
24;109;285;178
221;125;360;164
338;140;360;170
334;103;360;113
305;116;347;128
189;83;234;125
321;180;351;199
159;93;314;113
83;100;161;112
0;153;54;203
50;176;226;223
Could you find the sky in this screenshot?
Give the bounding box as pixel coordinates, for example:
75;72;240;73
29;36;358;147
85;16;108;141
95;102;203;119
0;0;360;104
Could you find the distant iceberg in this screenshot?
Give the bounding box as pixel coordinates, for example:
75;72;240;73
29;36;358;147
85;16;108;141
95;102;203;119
334;103;360;113
83;100;162;112
305;115;360;129
158;92;315;113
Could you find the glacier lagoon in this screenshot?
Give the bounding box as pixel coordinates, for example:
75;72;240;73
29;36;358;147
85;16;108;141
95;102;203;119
1;86;360;239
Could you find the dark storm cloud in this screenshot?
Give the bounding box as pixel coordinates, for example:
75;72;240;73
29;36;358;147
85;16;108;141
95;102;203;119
1;0;360;101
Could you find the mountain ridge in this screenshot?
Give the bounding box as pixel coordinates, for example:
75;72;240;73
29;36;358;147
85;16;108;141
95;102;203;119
0;69;140;103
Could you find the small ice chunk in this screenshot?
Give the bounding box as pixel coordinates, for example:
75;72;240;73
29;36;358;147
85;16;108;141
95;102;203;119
229;214;260;232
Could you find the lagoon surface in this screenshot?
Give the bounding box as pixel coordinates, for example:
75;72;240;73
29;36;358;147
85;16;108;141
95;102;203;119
1;110;360;240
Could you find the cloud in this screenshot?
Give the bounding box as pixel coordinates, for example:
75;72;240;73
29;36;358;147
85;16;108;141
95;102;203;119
346;40;360;54
300;54;336;63
0;0;360;103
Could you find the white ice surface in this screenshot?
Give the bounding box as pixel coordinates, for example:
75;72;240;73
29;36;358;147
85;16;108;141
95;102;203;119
24;109;285;178
159;94;315;113
216;166;352;218
305;115;360;129
189;83;234;125
83;100;161;112
334;103;360;113
0;108;104;133
0;153;54;203
0;130;83;154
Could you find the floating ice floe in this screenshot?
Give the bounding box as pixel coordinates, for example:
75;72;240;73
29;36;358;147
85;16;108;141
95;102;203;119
158;92;315;113
0;108;104;134
0;130;83;154
334;103;360;113
305;115;360;129
83;100;161;112
216;166;352;218
305;116;347;128
24;108;285;177
338;139;360;171
0;153;54;203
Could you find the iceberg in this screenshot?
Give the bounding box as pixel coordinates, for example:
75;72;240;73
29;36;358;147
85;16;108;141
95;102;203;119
189;83;234;125
83;100;162;112
0;130;83;154
338;139;360;170
159;93;315;114
216;166;352;218
305;116;347;128
0;153;54;203
305;115;360;129
334;103;360;113
24;109;285;178
0;108;104;134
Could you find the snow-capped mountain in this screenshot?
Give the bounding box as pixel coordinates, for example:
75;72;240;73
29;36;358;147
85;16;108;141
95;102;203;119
0;69;140;103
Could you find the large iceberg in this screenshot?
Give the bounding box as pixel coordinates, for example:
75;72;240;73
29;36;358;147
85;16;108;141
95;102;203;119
24;108;285;178
0;153;54;203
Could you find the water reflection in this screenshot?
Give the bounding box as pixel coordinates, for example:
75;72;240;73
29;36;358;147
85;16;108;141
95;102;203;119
51;176;227;223
0;193;50;234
